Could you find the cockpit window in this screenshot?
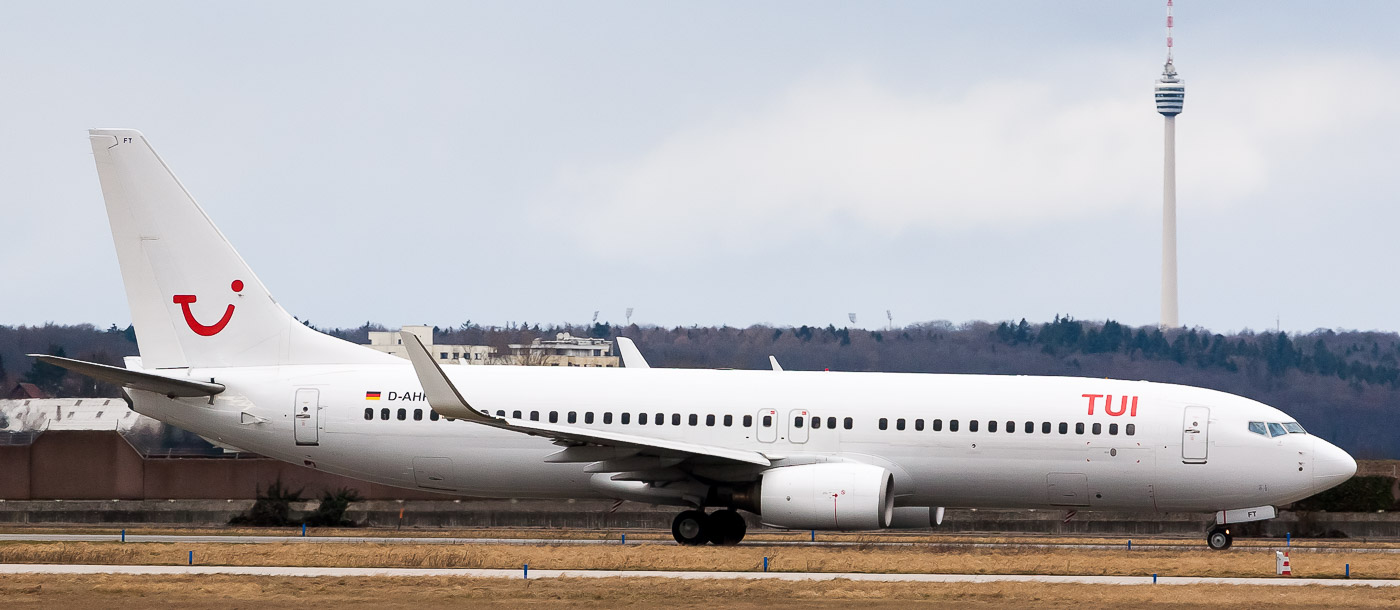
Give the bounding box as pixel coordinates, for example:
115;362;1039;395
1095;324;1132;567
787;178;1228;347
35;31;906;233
1248;421;1268;436
1267;422;1287;437
1283;422;1307;434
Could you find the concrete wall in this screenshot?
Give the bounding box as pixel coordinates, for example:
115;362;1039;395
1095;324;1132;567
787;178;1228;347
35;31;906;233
0;445;30;499
1;430;455;501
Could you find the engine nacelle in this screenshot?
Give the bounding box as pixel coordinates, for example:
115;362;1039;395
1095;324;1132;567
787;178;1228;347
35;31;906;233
757;463;894;530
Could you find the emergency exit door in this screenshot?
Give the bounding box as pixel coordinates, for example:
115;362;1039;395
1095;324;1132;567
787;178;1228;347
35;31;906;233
1182;406;1209;463
294;388;320;446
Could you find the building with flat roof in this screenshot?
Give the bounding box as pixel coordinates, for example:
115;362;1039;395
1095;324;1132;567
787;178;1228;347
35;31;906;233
508;332;619;367
366;325;496;365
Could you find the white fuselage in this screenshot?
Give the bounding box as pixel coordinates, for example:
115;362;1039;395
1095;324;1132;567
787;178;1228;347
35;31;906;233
129;363;1352;514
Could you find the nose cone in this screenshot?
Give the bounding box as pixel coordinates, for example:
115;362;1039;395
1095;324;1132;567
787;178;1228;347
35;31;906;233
1314;437;1357;493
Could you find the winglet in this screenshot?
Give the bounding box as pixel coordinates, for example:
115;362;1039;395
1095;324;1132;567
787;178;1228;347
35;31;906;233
399;332;497;423
769;355;783;372
616;337;650;368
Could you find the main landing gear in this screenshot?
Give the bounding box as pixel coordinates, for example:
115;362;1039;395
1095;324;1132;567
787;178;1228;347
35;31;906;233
672;509;747;546
1206;525;1233;550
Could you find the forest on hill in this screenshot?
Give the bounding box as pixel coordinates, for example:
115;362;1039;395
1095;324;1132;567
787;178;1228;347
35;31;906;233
3;316;1397;458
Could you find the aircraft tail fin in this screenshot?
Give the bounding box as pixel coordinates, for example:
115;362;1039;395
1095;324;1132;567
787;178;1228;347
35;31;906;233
616;337;650;368
88;129;397;369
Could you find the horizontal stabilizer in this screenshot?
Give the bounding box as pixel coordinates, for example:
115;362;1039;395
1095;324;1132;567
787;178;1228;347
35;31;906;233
28;354;225;398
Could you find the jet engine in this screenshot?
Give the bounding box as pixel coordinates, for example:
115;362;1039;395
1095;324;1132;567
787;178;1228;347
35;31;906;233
756;463;894;530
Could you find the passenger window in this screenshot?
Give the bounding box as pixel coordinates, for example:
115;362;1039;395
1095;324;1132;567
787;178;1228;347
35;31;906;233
530;411;540;421
827;417;837;429
706;414;716;427
1042;422;1051;434
1126;424;1136;436
1024;421;1033;434
1092;422;1102;435
896;418;905;431
795;416;805;429
1058;422;1067;434
843;417;853;430
603;412;613;424
724;414;733;427
932;419;943;432
1248;421;1268;436
1283;422;1306;434
968;420;978;432
689;414;698;426
762;415;773;427
381;408;390;420
656;413;665;425
672;413;681;426
914;419;924;431
585;412;595;424
1075;422;1084;434
430;411;440;421
512;410;522;419
1006;420;1015;433
950;420;959;432
1109;423;1118;435
549;411;559;423
639;413;648;425
397;408;406;421
988;420;998;433
364;408;373;420
567;412;577;424
879;418;888;430
1267;422;1286;437
811;416;820;429
414;409;423;421
496;410;505;417
621;413;631;425
744;415;754;427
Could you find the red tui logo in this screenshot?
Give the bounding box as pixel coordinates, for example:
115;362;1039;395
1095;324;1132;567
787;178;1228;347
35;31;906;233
173;280;243;336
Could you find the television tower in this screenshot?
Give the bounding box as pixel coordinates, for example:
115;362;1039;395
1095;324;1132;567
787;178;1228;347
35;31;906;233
1154;0;1185;328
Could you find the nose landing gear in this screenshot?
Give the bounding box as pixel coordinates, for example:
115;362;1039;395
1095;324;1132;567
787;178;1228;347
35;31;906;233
1206;525;1233;550
671;509;748;546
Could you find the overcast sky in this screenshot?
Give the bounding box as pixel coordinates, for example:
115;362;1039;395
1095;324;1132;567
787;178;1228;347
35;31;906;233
3;2;1398;333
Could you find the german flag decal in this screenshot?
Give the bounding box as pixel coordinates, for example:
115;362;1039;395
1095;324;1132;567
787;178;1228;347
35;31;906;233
365;391;381;400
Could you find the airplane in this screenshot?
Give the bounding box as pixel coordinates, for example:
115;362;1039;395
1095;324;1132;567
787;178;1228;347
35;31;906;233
36;129;1355;550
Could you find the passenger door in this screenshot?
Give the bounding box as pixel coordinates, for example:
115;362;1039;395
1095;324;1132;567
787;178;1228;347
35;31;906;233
1182;406;1209;463
293;388;320;446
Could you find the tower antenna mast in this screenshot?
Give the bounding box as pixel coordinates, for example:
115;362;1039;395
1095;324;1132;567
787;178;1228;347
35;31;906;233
1154;0;1185;328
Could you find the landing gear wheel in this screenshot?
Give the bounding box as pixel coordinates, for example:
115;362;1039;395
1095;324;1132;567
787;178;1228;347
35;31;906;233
672;510;711;546
708;509;747;546
1206;526;1233;550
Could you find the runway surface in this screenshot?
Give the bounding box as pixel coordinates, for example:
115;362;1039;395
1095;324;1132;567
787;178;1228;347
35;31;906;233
1;563;1394;586
2;533;1396;553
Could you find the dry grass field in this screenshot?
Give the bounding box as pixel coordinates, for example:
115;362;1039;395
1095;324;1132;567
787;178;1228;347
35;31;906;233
2;574;1400;609
0;541;1394;579
4;525;1394;549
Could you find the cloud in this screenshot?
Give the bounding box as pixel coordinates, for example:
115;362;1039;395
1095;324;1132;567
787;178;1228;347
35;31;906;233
540;55;1400;257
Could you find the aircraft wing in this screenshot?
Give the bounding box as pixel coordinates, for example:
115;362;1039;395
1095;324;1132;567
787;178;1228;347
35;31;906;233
27;354;225;398
400;333;769;467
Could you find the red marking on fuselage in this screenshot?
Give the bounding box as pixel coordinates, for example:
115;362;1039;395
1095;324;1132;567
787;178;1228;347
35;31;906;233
172;280;243;336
